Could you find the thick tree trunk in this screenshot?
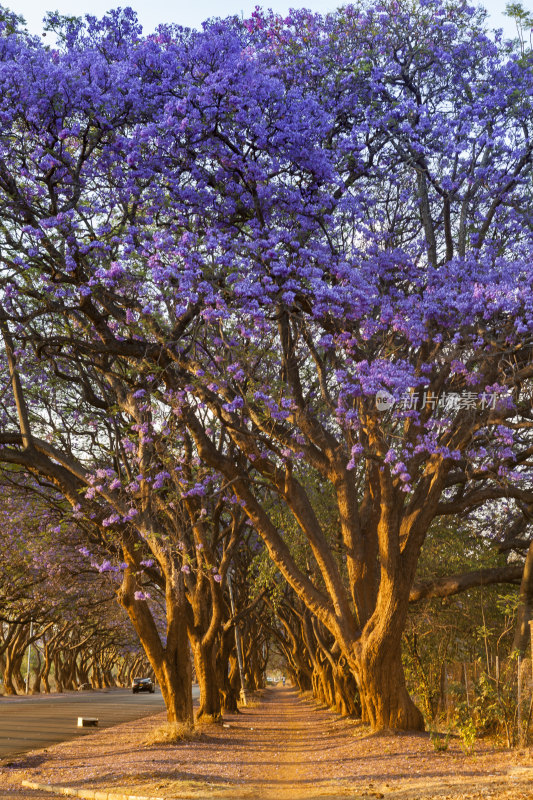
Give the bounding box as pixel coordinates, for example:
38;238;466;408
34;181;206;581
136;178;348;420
332;666;359;717
316;658;334;707
186;570;226;721
156;641;193;724
293;665;312;692
220;652;241;713
251;659;265;690
312;667;329;705
122;609;193;724
101;666;113;688
512;539;533;654
2;649;18;695
92;663;102;689
13;653;26;694
62;654;78;691
77;660;91;687
217;632;241;714
118;559;194;725
117;659;128;688
42;647;52;693
30;649;43;694
355;641;424;731
193;641;222;720
54;656;64;693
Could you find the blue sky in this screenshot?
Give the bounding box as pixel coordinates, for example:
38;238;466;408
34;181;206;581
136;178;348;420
8;0;530;38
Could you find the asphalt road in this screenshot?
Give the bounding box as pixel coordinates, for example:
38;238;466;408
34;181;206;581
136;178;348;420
0;686;199;759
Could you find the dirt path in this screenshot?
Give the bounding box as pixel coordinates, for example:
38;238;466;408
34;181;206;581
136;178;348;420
234;686;335;798
1;687;533;800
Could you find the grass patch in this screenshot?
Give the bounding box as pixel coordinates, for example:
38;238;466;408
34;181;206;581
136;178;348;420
429;728;451;752
196;712;223;725
238;698;261;709
238;689;265;709
144;721;203;746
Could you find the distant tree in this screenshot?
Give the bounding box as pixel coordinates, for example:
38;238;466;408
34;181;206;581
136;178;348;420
0;478;142;694
505;2;533;53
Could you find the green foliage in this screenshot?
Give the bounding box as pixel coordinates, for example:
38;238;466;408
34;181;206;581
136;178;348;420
470;673;504;734
403;632;441;720
428;727;451;752
42;10;82;41
0;4;26;34
447;667;523;748
403;509;526;745
451;675;497;741
248;468;344;606
455;715;478;753
505;2;533;53
248;546;285;607
506;2;533;26
495;591;520;618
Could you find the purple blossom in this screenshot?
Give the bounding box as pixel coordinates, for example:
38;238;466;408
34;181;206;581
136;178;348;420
102;514;121;527
0;3;531;734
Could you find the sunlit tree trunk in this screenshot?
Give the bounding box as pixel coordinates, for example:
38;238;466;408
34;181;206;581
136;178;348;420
192;639;221;720
118;559;193;724
512;539;533;654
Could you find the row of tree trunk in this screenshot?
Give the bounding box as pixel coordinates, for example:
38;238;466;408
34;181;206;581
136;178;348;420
116;544;268;724
0;619;148;695
266;594;361;717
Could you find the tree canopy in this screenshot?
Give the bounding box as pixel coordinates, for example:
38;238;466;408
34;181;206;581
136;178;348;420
0;0;532;730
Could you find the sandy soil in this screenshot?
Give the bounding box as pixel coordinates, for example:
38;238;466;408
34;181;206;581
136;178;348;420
1;687;533;800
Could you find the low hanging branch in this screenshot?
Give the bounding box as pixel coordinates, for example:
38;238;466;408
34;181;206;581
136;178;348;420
223;588;267;632
409;564;523;603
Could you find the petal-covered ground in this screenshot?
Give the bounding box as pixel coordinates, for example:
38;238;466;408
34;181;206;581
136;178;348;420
1;687;533;800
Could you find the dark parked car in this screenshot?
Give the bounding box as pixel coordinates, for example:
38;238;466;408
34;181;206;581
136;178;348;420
132;677;155;694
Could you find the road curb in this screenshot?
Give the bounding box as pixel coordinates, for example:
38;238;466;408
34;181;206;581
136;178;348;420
21;780;165;800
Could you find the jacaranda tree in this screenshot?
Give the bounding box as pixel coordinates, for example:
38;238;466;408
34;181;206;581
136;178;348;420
0;0;532;729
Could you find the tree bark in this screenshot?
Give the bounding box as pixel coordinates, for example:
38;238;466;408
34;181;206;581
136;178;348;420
2;649;18;695
217;630;241;714
30;649;43;694
356;640;424;730
157;633;193;725
410;565;523;603
221;652;241;713
512;539;533;654
192;640;222;720
118;560;193;724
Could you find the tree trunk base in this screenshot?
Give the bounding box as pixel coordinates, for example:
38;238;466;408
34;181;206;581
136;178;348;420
356;646;425;732
195;710;223;724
